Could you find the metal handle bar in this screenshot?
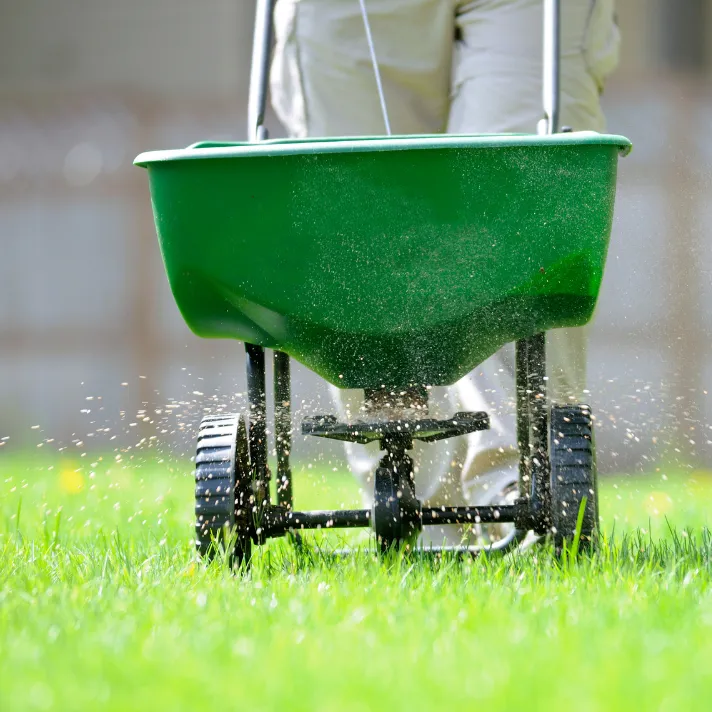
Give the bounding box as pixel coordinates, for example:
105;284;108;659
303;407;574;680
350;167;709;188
248;0;275;142
542;0;561;135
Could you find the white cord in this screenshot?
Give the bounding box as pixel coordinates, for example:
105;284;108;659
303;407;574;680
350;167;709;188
358;0;392;136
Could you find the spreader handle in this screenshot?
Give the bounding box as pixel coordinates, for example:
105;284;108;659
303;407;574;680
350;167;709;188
541;0;561;135
248;0;275;142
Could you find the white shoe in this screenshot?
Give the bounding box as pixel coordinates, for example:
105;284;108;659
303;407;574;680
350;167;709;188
474;478;539;552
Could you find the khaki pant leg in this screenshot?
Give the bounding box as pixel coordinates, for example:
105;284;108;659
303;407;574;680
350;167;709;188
270;0;456;137
447;0;620;503
271;0;473;545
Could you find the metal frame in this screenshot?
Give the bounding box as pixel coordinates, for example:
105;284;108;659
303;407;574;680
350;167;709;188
258;504;523;538
245;0;294;514
238;0;562;552
302;411;490;444
514;0;560;534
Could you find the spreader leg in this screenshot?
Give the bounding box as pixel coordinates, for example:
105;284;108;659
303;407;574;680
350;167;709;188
246;344;270;514
245;0;284;520
274;351;293;509
515;333;549;534
514;0;560;533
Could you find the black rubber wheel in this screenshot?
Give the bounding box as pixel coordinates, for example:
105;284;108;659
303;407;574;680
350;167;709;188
549;404;598;548
195;414;253;566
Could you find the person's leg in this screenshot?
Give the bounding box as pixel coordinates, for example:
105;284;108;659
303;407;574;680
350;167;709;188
448;0;621;508
450;0;618;135
270;0;456;137
271;0;473;545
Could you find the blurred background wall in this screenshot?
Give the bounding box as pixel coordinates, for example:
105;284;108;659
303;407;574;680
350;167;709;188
0;0;711;472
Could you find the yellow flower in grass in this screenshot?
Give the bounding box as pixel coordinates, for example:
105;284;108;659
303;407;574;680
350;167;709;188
59;467;84;494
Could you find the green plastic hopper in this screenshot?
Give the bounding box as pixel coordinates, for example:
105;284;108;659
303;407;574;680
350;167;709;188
135;132;631;389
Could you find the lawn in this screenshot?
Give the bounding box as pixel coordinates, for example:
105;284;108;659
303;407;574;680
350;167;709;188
2;453;712;711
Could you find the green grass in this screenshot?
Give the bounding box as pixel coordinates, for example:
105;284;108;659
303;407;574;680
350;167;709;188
3;455;712;711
